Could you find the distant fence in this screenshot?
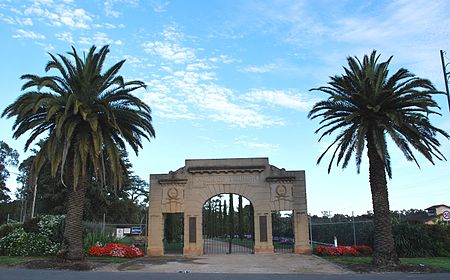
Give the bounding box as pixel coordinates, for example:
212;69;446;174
310;219;374;247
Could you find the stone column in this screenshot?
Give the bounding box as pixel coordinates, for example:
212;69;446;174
294;210;311;254
147;213;164;256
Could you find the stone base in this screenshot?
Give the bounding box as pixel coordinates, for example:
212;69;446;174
183;247;203;256
295;245;312;254
147;247;164;256
254;246;274;254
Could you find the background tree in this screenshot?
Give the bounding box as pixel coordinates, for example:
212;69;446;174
0;140;19;203
17;138;149;223
308;51;448;266
2;45;155;260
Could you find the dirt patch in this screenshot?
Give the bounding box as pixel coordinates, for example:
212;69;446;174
16;258;107;271
341;263;450;274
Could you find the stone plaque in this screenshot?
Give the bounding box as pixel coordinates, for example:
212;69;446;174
259;216;268;242
189;217;196;243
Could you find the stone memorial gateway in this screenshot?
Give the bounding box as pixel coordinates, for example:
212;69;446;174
147;157;310;256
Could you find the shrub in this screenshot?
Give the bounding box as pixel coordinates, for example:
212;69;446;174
351;245;372;256
393;223;436;257
83;231;134;250
87;243;144;258
0;227;59;256
0;223;22;239
38;215;65;243
314;245;360;256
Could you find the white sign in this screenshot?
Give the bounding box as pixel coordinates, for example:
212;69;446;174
443;210;450;221
116;228;124;238
124;228;131;234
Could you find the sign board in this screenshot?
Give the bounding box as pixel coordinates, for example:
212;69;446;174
131;226;142;235
123;228;131;234
443;210;450;221
116;228;124;238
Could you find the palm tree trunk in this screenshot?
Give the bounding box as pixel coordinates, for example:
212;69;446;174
58;178;87;260
367;136;399;266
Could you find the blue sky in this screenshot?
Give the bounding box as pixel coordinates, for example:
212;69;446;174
1;0;449;216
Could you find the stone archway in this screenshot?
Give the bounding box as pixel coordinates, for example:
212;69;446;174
147;158;310;256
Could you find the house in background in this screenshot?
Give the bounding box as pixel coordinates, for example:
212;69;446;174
424;204;450;224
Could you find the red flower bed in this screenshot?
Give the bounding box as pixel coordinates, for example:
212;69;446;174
314;245;372;256
88;243;144;258
351;245;373;256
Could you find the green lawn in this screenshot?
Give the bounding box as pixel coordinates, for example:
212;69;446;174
0;256;36;267
0;255;132;267
324;256;450;270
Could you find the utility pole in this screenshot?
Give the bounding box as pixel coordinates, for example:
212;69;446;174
439;50;450;112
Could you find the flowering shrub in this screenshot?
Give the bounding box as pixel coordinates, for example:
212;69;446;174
351;245;373;256
0;227;59;256
88;243;144;258
314;245;360;256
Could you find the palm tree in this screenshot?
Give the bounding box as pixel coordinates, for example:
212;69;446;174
2;45;155;260
308;51;448;266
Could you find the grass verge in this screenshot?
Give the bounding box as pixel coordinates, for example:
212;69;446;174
323;256;450;271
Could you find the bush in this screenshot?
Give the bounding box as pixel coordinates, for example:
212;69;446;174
0;223;22;239
351;245;372;256
0;227;59;256
393;223;450;257
314;245;360;256
87;243;144;258
83;232;133;250
38;215;65;243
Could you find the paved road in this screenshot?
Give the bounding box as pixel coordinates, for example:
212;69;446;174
1;269;450;280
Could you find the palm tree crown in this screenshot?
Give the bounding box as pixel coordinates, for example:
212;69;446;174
308;51;448;177
3;45;155;189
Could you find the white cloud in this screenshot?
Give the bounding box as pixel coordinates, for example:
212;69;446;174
234;136;279;150
149;0;170;13
55;31;73;43
142;41;196;64
12;29;45;39
1;15;33;26
244;89;316;111
79;32;122;46
141;26;284;127
103;0;139;18
242;63;277;73
24;2;92;29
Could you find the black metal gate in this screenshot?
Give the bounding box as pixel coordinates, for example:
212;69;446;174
163;213;184;254
203;194;254;254
272;211;294;253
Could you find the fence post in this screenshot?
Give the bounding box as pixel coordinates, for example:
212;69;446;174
352;211;356;246
7;213;10;224
308;214;313;250
102;213;106;234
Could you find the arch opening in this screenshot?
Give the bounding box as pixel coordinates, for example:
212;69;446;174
202;193;254;254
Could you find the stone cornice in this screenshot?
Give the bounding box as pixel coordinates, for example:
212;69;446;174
188;165;265;174
158;179;188;184
265;176;296;182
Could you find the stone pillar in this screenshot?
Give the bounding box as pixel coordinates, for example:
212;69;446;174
147;213;164;256
254;212;274;253
294;210;311;254
183;212;203;255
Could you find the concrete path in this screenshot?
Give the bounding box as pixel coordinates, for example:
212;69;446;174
95;254;349;274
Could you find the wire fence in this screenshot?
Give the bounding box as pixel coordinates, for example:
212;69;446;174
310;218;374;248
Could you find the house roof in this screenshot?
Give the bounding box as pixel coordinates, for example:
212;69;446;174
425;204;450;210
